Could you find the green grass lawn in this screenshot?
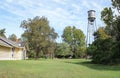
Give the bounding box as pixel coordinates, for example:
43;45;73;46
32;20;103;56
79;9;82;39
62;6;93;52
0;59;120;78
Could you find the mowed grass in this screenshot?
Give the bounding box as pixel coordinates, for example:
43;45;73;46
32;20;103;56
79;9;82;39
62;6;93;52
0;59;120;78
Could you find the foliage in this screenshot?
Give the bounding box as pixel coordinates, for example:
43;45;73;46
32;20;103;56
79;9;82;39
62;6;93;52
88;27;113;64
0;28;6;38
8;34;17;41
88;0;120;64
112;16;120;41
20;16;58;59
28;50;36;58
111;41;120;63
90;39;113;64
55;43;73;58
89;39;120;64
93;27;111;40
42;41;57;59
101;7;113;26
101;7;114;36
62;26;86;58
112;0;120;13
89;23;120;64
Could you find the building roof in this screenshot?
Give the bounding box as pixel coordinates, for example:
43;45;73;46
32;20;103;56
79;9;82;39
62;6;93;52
0;39;11;47
0;36;24;48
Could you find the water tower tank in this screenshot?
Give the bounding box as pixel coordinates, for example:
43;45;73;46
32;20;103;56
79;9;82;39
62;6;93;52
88;10;96;22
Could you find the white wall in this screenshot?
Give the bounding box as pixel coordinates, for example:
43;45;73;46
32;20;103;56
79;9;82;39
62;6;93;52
0;45;26;60
0;45;12;60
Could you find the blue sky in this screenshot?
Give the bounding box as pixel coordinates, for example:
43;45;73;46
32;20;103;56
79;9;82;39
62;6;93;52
0;0;111;42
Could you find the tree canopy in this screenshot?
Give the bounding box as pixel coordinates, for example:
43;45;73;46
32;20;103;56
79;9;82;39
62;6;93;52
112;0;120;13
20;16;58;59
55;42;72;58
8;34;17;41
88;0;120;64
62;26;86;58
0;29;6;38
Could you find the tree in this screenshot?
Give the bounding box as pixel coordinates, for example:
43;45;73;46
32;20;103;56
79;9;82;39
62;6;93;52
93;27;111;40
20;16;58;59
62;26;86;58
101;7;114;36
88;27;113;64
0;29;6;38
8;34;17;41
88;0;120;64
111;0;120;41
55;43;72;58
112;0;120;13
112;16;120;41
42;41;57;59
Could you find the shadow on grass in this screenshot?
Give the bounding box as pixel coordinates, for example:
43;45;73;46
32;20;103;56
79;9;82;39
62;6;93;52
65;60;120;71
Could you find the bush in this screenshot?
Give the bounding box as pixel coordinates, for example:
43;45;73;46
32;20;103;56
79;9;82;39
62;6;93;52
28;51;36;58
88;38;120;64
111;41;120;64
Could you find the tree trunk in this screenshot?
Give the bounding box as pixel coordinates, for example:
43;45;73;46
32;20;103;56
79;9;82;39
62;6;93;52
35;47;41;60
35;51;39;60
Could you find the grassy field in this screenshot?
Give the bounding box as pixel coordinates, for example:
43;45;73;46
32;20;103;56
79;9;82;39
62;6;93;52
0;59;120;78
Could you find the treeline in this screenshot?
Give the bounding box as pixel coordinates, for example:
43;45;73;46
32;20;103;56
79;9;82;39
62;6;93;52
0;16;86;59
88;0;120;64
1;0;119;64
20;16;86;59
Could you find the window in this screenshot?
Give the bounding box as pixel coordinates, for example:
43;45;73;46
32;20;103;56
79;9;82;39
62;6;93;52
12;48;15;58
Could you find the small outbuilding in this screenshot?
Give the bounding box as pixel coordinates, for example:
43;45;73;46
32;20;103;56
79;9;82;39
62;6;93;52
0;36;26;60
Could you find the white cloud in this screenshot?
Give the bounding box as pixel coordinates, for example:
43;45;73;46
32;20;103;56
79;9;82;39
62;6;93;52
6;0;13;3
52;0;66;5
72;4;81;12
91;1;102;11
0;0;112;42
82;0;91;9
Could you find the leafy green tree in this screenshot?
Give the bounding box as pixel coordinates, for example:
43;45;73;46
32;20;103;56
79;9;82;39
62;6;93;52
101;7;114;36
55;43;72;58
112;16;120;41
8;34;17;41
90;38;113;64
89;5;119;64
47;42;56;59
88;0;120;64
110;0;120;41
93;27;111;40
88;27;113;64
112;0;120;13
0;29;6;38
20;16;58;59
62;26;86;58
42;41;57;59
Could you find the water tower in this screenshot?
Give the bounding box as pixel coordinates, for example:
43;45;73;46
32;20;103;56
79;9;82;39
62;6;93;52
86;10;96;47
